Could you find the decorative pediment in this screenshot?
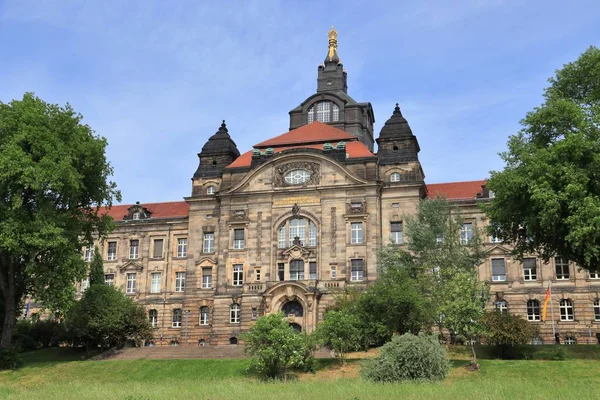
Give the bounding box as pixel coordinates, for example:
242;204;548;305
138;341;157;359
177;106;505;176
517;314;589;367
486;245;512;256
123;202;152;221
282;245;311;261
119;261;143;273
196;257;216;266
230;209;247;221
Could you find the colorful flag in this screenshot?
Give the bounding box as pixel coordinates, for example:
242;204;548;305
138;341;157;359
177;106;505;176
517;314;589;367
541;288;551;321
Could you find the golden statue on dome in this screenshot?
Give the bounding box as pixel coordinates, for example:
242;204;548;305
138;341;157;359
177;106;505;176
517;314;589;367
328;26;338;62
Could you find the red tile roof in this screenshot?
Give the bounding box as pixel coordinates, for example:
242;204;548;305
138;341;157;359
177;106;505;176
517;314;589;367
100;201;189;220
226;141;375;169
426;180;487;200
254;121;357;147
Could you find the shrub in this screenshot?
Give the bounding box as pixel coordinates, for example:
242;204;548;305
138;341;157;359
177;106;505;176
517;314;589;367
361;334;450;383
243;313;313;380
0;347;21;370
481;311;534;359
314;309;363;365
12;319;67;350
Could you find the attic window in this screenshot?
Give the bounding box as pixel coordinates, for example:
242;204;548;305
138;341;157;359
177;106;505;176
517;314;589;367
393;144;399;152
391;172;401;182
132;212;140;220
207;186;216;195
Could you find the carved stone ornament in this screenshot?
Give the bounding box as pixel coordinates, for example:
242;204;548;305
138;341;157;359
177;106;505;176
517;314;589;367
292;203;300;215
346;201;366;214
230;209;247;221
274;162;320;187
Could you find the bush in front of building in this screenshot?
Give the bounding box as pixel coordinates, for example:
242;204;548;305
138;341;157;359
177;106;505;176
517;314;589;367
314;309;363;365
12;319;67;351
65;285;152;350
361;334;450;383
243;313;314;380
480;311;535;359
0;347;21;370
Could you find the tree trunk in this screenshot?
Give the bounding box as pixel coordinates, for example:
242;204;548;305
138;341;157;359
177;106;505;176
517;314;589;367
0;255;17;349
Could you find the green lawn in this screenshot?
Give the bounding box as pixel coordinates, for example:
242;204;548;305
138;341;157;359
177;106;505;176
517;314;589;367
1;348;599;400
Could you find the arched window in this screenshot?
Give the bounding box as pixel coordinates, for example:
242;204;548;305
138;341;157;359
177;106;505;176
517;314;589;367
390;172;400;182
563;335;577;345
559;299;574;321
229;337;238;345
198;339;207;346
200;306;209;325
494;300;508;314
527;300;540;321
230;303;240;323
149;309;158;328
172;308;182;328
278;217;318;248
282;301;304;317
594;299;600;321
307;101;340;123
207;185;216;195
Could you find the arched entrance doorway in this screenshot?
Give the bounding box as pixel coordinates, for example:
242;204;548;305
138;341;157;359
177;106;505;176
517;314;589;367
289;323;302;333
282;300;304;317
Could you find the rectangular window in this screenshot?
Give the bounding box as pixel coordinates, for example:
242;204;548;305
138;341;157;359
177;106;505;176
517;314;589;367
104;274;114;286
289;219;306;247
309;222;317;247
490;234;502;243
203;233;215;253
351;222;363;244
590;271;600;279
107;241;117;261
84;246;93;262
309;262;317;280
523;258;537;281
492;258;507;282
232;264;243;286
126;273;136;293
233;229;245;249
175;272;186;292
177;238;187;258
81;277;89;292
202;268;212;289
290;260;304;281
460;223;473;244
129;240;139;260
331;265;337;279
278;227;286;249
153;239;164;259
351;259;364;281
594;300;600;321
151;272;161;293
390;222;403;245
317;101;331;122
278;263;285;281
255;268;261;282
555;257;570;280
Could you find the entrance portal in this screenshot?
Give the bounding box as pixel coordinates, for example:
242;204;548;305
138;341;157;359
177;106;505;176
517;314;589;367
289;323;302;333
282;300;304;317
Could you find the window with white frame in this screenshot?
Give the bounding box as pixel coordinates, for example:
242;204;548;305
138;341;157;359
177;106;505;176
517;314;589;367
460;223;473;244
289;260;304;281
594;299;600;321
307;106;314;123
153;239;164;259
129;240;139;259
172;309;182;328
390;222;403;244
278;218;317;248
330;265;337;279
132;212;140;220
494;300;508;313
232;265;243;286
351;259;364;281
84;246;93;262
175;272;186;292
333;103;340;121
436;234;444;244
255;268;261;281
278;227;286;249
177;238;187;258
126;273;136;294
590;271;600;279
233;229;245;249
390;172;400;182
203;232;215;253
559;299;574;321
527;299;541;321
200;306;209;325
555;257;570;280
490;233;502;243
230;303;240;323
149;309;158;328
151;272;161;293
523;258;537;281
289;218;306;246
207;185;216;195
351;222;363;244
107;241;117;261
309;222;317;247
104;274;114;286
491;258;507;282
308;101;339;123
563;335;576;345
81;277;89;292
309;262;317;280
202;268;212;289
316;101;331;122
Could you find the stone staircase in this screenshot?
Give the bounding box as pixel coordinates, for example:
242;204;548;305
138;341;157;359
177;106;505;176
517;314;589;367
105;345;247;360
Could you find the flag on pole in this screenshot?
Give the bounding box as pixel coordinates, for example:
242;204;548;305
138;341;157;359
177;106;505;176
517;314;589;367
542;288;551;321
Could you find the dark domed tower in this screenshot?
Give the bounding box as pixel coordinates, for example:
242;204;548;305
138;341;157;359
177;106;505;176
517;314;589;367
376;104;424;184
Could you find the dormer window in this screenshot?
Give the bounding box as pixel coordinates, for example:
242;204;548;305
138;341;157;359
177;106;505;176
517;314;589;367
391;172;400;182
307;101;340;123
132;212;140;220
207;185;216;195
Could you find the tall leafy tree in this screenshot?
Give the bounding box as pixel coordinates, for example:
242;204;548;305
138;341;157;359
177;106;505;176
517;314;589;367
88;247;105;286
0;93;119;348
485;46;600;271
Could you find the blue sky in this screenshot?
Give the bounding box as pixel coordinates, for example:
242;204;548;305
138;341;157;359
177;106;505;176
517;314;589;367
1;0;599;204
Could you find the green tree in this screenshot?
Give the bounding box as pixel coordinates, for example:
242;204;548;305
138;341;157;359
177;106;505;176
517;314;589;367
0;93;119;348
65;285;151;349
484;46;600;271
481;311;535;359
314;309;362;365
242;313;312;380
88;247;105;286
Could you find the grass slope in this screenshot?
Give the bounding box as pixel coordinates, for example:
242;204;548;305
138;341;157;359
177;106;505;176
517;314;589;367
0;348;599;400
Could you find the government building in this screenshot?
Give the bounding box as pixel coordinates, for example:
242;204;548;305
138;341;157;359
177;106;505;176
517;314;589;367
80;29;600;346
